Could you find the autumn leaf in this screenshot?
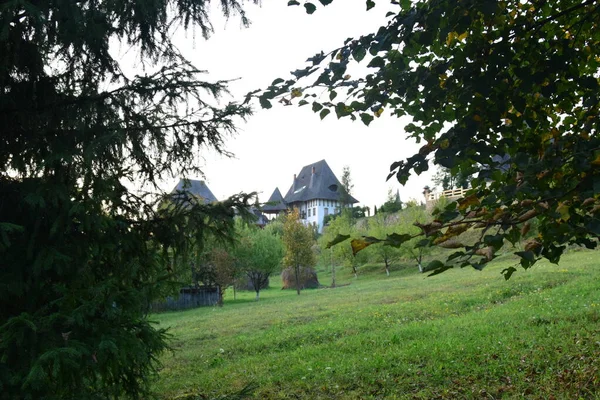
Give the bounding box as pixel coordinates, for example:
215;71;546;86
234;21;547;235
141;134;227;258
518;209;538;222
521;221;531;237
291;88;303;98
351;238;375;255
458;194;479;211
475;246;494;261
438;239;464;249
556;202;570;222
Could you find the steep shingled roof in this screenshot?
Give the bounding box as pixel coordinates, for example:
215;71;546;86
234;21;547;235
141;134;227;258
170;179;218;204
262;187;287;213
283;160;358;204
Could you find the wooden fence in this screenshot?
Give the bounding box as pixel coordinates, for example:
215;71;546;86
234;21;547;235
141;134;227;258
150;286;220;312
426;187;469;202
425;188;470;211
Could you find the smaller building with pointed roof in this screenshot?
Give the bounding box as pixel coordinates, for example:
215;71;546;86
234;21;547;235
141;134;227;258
170;179;218;204
262;187;288;214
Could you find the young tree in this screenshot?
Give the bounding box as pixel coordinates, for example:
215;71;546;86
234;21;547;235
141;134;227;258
282;209;316;295
261;0;600;277
0;1;256;398
208;247;237;306
365;214;402;276
233;222;284;301
399;203;433;273
319;210;367;279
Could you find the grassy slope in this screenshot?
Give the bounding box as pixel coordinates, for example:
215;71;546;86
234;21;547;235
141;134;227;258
152;250;600;399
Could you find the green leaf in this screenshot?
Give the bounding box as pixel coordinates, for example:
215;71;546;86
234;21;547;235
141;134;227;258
319;108;331;120
304;2;317;14
515;251;536;269
271;78;284;85
483;234;504;251
288;0;300;5
586;218;600;235
306;51;326;65
318;0;333;5
360;113;374;126
501;267;517;280
259;96;272;109
352;46;367;62
298;100;308;106
329;90;338;101
366;0;375;11
427;261;452;276
312;102;323;112
334;102;352;118
384;233;411;247
367;56;385;68
326;234;350;248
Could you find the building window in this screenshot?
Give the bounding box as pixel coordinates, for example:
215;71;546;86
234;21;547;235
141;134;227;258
308;208;311;217
313;207;316;216
324;208;328;216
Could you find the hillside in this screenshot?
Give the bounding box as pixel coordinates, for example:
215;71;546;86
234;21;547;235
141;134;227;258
152;250;600;399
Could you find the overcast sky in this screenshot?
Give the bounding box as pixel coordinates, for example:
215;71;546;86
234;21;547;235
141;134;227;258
158;1;436;208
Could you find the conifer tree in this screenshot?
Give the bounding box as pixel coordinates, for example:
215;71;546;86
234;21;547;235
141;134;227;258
0;1;256;398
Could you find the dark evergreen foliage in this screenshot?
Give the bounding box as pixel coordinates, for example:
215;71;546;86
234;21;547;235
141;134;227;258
0;1;256;398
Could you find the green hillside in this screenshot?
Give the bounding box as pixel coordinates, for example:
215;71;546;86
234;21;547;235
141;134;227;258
153;250;600;399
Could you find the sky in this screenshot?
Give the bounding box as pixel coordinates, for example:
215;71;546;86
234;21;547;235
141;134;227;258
157;1;436;208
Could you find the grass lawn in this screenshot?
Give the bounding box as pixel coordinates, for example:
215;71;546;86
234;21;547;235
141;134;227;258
152;250;600;399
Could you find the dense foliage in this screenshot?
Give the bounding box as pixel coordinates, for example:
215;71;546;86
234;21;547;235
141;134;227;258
259;0;600;278
0;0;256;398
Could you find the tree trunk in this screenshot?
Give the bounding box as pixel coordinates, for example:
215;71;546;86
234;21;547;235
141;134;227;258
294;264;301;295
384;258;390;276
330;249;336;288
331;265;336;288
233;285;237;300
255;290;260;301
217;285;224;307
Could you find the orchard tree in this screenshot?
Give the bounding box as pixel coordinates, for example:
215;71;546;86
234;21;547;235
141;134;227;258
365;213;402;276
259;0;600;278
233;222;284;301
282;209;317;294
0;0;257;398
399;202;433;273
202;247;237;306
320;210;367;279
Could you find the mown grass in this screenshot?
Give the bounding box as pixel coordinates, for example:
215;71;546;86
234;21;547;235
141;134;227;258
152;249;600;399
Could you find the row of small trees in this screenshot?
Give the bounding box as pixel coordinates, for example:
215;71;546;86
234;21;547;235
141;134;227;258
184;208;317;302
319;201;434;278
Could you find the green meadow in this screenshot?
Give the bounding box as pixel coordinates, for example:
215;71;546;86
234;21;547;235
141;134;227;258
152;250;600;399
